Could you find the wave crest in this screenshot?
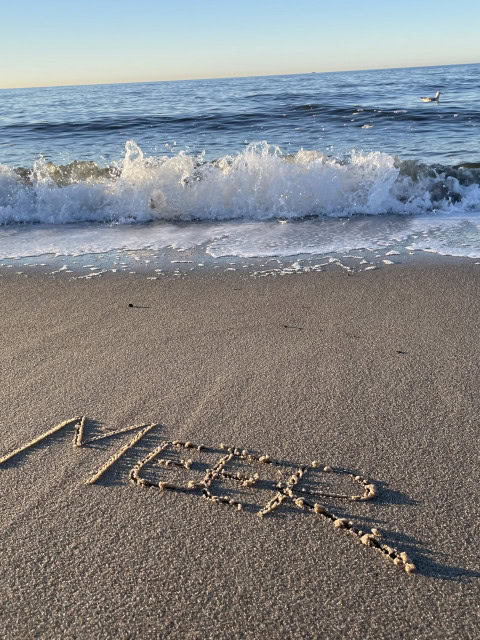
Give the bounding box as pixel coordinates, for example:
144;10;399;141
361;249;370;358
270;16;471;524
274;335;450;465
1;141;479;225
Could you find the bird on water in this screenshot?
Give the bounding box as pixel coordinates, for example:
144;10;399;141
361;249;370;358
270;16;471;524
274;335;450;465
420;91;441;102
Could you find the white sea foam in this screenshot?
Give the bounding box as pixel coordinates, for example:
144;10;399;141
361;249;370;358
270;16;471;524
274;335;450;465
2;141;480;226
5;212;480;261
0;222;225;259
2;141;480;261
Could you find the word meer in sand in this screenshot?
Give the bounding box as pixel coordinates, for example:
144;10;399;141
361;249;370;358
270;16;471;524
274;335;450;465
0;417;415;575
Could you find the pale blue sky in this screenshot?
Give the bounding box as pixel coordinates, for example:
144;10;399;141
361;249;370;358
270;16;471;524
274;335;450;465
1;0;479;88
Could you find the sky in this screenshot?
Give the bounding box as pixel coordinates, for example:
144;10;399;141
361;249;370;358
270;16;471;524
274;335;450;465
1;0;479;89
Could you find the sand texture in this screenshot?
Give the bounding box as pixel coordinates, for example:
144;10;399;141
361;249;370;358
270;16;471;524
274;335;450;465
1;263;480;639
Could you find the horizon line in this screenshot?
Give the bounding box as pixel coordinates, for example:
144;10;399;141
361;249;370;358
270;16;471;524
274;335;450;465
1;61;478;91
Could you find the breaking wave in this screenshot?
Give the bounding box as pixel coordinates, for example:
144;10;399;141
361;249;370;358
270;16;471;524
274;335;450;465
1;140;479;225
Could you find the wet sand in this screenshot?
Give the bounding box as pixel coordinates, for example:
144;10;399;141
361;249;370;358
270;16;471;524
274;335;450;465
1;263;480;639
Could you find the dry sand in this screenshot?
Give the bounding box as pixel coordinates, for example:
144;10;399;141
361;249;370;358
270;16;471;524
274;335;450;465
1;262;480;638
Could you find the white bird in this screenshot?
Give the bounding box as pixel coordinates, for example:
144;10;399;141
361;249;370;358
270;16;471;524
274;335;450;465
420;91;441;102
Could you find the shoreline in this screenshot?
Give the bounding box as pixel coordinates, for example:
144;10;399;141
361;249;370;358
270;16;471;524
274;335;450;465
2;242;480;281
1;262;480;638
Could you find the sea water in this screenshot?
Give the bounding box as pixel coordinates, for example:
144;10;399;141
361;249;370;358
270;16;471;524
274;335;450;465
1;64;479;268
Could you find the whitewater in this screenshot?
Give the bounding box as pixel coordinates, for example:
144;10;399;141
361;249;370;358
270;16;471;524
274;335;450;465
1;64;479;262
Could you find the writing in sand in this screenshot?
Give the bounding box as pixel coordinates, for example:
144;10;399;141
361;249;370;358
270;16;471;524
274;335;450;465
0;417;416;575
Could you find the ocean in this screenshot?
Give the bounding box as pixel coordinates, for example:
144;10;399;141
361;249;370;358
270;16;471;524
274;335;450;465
1;63;480;271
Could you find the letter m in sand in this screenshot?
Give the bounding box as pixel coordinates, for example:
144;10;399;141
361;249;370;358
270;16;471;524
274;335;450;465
0;416;160;484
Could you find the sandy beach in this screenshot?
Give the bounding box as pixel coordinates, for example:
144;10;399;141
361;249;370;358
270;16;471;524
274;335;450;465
1;262;480;639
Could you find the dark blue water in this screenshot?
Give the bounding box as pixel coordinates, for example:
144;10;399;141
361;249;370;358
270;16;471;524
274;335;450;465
1;64;479;167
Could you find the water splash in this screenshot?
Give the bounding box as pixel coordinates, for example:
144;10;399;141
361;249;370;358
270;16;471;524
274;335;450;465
1;141;479;226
